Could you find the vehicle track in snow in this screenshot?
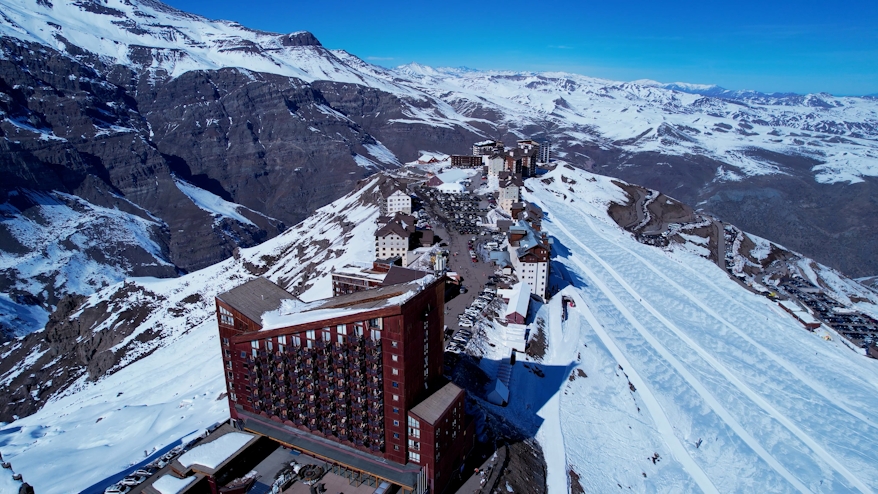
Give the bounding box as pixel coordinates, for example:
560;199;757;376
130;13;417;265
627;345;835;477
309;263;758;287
563;289;720;494
539;200;872;493
577;212;878;433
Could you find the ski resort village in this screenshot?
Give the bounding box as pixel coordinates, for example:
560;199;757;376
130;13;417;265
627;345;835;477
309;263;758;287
4;131;878;494
2;0;878;492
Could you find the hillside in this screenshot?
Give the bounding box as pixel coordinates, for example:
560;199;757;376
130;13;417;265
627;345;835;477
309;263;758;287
1;164;877;492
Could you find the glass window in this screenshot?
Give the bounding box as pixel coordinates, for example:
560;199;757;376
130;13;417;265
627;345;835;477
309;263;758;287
266;340;273;352
222;337;229;346
322;328;331;342
392;382;399;388
251;341;259;349
393;419;400;426
391;368;399;375
278;335;287;345
292;335;301;346
337;324;346;333
391;355;399;362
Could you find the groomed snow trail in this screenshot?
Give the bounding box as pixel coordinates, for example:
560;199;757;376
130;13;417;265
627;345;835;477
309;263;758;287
564;288;720;494
524;171;878;492
577;213;878;432
556;244;810;493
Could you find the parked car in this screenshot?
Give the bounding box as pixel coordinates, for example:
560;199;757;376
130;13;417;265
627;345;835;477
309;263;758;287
459;320;474;328
120;475;147;486
105;484;132;494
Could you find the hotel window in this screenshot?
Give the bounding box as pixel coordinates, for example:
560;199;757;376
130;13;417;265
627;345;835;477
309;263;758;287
227;371;234;380
393;394;399;402
337;333;345;344
408;451;420;463
292;335;301;346
392;407;399;414
222;337;229;346
408;417;420;438
251;340;258;357
407;439;420;450
371;329;381;341
392;382;399;388
322;328;331;342
278;335;287;345
266;340;273;352
224;349;231;358
240;351;247;359
392;368;399;375
393;419;400;426
230;393;237;402
369;318;383;329
226;361;232;370
392;355;399;362
391;340;398;348
393;432;400;439
394;445;400;451
219;307;234;326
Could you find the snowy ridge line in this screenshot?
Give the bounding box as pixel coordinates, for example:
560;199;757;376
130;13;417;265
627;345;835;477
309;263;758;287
579;212;878;432
538;198;868;493
561;287;720;493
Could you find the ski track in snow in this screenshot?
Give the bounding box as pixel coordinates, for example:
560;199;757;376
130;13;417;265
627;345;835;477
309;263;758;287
578;213;878;433
565;289;721;494
528;177;878;492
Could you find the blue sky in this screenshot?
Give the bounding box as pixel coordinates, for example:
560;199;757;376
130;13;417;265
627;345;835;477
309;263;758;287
164;0;878;95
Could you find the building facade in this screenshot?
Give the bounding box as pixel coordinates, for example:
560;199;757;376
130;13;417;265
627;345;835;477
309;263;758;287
385;190;413;215
498;176;522;216
376;213;416;266
450;155;483;168
508;220;550;299
216;277;473;493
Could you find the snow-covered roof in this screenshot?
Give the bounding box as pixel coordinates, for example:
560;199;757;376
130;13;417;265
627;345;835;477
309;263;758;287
152;474;196;494
177;432;255;471
217;278;298;324
261;276;437;331
504;282;530;318
474;140;498;147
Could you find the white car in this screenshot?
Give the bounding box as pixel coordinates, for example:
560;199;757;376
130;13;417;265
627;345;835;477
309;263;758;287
120;475;147;486
459;320;474;328
105;484;131;494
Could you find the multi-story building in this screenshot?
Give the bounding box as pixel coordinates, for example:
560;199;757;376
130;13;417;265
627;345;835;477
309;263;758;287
450;155;483;168
485;153;506;177
505;147;538;177
384;189;413;215
216;276;474;494
498;175;522;216
537;140;551;163
507;220;550;299
472;140;503;156
376;213;416;266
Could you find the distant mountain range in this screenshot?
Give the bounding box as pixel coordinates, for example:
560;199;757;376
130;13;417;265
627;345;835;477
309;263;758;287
0;0;876;340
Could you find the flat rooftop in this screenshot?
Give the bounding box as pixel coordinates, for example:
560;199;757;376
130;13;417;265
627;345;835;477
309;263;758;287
239;410;421;489
217;277;298;323
260;276;437;331
409;382;463;426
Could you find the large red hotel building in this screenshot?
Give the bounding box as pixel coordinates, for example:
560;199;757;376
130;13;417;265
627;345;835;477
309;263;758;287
215;275;474;493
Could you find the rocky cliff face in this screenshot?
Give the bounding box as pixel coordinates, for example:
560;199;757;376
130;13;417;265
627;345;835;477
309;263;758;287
0;31;484;337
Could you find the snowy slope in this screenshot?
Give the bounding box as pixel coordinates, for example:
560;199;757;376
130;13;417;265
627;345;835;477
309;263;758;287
509;166;878;492
0;175;386;494
0;189;175;336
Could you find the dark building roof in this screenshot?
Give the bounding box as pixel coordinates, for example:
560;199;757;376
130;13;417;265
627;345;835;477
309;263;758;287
409;382;463;425
381;265;430;287
217;278;298;324
376;212;416;238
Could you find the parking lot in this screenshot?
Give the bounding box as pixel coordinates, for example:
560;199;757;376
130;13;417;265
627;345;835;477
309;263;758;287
781;278;878;353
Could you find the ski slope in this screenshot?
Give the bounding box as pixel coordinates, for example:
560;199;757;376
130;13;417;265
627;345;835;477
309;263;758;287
523;166;878;493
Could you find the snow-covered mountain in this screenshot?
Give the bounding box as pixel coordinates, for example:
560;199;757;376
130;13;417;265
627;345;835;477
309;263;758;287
1;0;877;339
2;165;877;493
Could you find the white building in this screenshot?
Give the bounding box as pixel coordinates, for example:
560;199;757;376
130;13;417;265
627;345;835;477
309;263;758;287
485;154;506;177
507;220;550;299
498;176;522;216
375;213;416;266
385;189;412;215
